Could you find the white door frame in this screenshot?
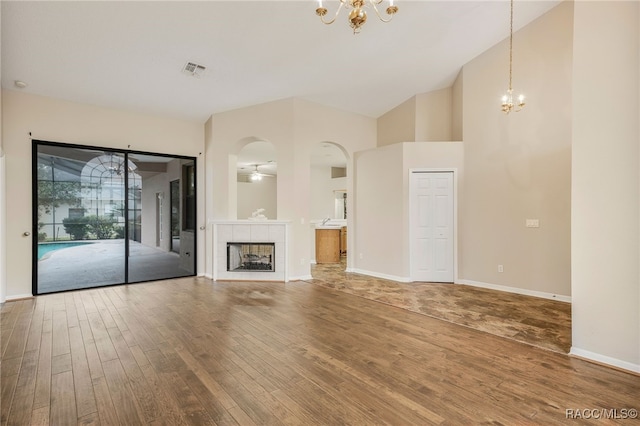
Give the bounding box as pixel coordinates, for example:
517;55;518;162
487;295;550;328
409;168;458;283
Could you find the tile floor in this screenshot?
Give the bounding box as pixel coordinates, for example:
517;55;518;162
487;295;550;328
307;260;571;353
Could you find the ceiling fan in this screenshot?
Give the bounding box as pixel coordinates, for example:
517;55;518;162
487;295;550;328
246;164;275;182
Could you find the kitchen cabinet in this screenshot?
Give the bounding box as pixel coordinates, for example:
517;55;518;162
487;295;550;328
315;228;341;263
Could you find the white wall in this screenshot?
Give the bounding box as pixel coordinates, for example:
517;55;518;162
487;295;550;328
0;153;4;303
377;97;416;147
2;90;205;299
571;1;640;372
460;1;573;298
0;2;5;302
452;70;463;141
237;177;278;220
354;144;405;278
377;89;454;147
415;88;453;142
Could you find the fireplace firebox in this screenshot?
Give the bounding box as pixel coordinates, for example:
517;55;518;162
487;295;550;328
227;242;275;272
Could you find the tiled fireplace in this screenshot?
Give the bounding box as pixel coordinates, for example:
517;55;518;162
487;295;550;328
212;221;289;281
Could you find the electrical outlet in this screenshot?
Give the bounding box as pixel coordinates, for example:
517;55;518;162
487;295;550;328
300;217;305;225
359;253;363;260
300;258;305;265
498;265;504;273
526;219;540;228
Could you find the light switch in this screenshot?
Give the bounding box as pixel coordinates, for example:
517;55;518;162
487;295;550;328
526;219;540;228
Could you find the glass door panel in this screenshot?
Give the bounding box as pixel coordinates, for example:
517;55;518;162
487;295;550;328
126;154;196;283
36;144;126;293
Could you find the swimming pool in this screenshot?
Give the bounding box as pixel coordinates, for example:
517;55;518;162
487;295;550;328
38;242;95;260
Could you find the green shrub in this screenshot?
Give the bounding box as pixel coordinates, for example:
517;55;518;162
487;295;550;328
114;226;125;239
86;215;117;240
62;217;89;240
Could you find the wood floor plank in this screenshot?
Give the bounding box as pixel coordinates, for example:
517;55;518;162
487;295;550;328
51;308;70;358
51;353;72;375
91;375;120;426
73;293;89;323
29;406;49;426
101;359;143;425
77;412;100;426
79;320;105;380
0;372;19;425
2;305;34;361
86;312;118;363
32;326;52;409
144;349;217;426
6;349;39;426
138;362;191;426
64;293;80;330
50;371;76;426
24;303;44;353
170;343;237;411
106;326;159;423
69;325;98;418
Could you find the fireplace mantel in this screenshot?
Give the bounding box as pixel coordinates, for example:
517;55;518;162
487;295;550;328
211;220;290;282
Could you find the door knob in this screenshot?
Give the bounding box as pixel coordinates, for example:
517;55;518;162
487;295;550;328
23;231;31;237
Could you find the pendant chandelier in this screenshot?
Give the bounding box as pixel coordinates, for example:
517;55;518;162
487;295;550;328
315;0;398;34
501;0;525;114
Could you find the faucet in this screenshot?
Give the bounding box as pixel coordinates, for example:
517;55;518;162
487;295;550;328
321;217;331;225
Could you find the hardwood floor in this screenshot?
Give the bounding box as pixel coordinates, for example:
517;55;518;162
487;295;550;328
1;277;638;425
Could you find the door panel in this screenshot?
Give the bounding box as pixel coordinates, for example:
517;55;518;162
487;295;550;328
410;171;454;282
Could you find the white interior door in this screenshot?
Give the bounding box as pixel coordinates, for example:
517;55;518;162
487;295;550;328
410;171;454;282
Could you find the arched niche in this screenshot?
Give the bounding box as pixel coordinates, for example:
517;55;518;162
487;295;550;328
233;138;278;220
310;141;349;222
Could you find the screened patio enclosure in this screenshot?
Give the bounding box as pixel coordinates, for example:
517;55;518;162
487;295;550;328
34;141;197;294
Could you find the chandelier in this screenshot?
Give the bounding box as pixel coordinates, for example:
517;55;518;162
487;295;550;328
315;0;398;34
501;0;525;114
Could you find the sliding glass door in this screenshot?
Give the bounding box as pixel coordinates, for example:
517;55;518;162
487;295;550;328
34;141;196;294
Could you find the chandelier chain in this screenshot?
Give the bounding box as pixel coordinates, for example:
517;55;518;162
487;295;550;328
508;0;513;92
501;0;525;114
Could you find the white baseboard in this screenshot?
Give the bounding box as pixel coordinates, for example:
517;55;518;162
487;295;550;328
5;293;33;301
457;279;571;303
288;275;313;281
350;268;411;283
202;273;213;280
570;347;640;374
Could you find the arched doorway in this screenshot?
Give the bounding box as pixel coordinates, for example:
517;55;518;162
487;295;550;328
310;142;349;273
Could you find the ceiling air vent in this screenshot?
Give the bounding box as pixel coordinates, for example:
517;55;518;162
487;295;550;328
182;61;206;78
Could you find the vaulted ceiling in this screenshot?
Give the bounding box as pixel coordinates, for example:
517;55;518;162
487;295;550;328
2;1;561;124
